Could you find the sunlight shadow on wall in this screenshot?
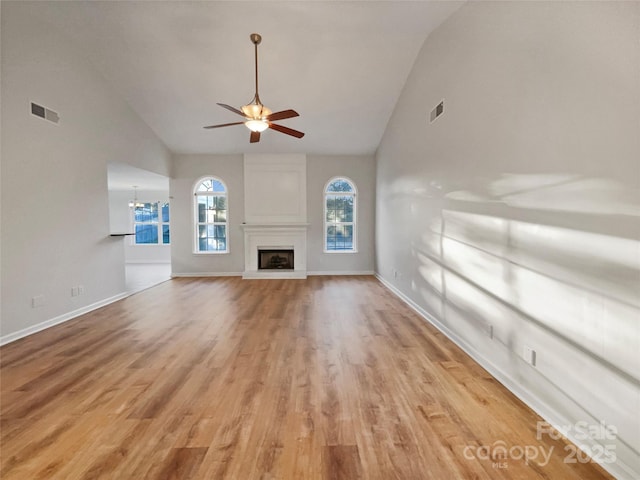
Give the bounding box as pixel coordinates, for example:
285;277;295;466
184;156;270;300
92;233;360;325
404;172;640;469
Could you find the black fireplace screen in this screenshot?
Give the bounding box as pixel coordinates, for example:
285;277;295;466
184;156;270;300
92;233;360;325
258;249;294;270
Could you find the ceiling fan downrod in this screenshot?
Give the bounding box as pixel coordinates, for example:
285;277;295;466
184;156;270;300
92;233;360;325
242;33;270;119
250;33;262;107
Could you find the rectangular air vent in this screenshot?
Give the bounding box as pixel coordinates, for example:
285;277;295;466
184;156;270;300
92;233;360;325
430;100;444;123
31;102;60;124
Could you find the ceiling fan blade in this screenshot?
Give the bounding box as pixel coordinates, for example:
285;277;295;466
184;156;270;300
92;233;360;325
203;121;244;129
268;123;305;139
266;109;299;122
250;131;261;143
217;103;246;117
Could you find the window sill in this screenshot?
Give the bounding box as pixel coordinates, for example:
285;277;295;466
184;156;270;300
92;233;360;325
192;251;229;255
132;244;171;247
324;249;358;254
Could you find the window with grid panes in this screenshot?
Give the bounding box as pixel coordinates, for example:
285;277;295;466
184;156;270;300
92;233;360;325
324;177;356;252
133;202;170;245
194;177;228;253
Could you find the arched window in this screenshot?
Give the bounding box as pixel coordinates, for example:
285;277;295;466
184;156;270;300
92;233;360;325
194;177;228;253
324;177;357;252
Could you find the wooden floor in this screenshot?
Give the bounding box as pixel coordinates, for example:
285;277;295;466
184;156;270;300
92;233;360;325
1;276;612;479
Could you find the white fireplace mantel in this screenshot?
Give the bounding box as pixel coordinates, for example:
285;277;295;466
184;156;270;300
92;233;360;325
241;223;309;279
241;223;310;230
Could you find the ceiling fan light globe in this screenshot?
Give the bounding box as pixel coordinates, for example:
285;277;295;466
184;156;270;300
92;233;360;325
245;119;269;132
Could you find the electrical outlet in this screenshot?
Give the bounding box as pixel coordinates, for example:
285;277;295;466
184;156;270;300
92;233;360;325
78;285;85;295
523;346;536;366
71;287;79;297
31;295;45;308
486;324;494;339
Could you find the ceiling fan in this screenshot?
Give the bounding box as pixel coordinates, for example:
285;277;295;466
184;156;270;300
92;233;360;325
204;33;304;143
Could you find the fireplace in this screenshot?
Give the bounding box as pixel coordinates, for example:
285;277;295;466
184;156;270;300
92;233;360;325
258;248;294;270
241;224;308;279
242;155;308;279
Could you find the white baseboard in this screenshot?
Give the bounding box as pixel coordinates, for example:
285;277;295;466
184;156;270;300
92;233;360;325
375;273;637;480
0;292;129;346
125;260;171;265
307;270;375;276
171;271;375;278
171;272;243;277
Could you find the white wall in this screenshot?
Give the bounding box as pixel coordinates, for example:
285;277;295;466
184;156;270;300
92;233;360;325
108;190;134;235
244;154;307;224
0;4;171;343
171;154;245;275
170;154;376;276
107;189;171;264
376;2;639;478
307;155;375;274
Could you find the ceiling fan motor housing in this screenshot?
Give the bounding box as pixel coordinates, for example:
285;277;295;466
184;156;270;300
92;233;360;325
241;103;271;120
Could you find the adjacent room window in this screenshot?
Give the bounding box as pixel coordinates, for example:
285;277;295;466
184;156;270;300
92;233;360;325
133;202;170;245
194;177;228;253
324;177;357;252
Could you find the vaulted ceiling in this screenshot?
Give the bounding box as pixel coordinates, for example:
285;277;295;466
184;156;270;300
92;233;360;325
22;1;462;155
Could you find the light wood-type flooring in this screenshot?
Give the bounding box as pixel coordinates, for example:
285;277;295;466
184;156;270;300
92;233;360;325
0;276;612;479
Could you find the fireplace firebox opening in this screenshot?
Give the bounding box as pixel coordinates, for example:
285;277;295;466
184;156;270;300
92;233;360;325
258;249;294;270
